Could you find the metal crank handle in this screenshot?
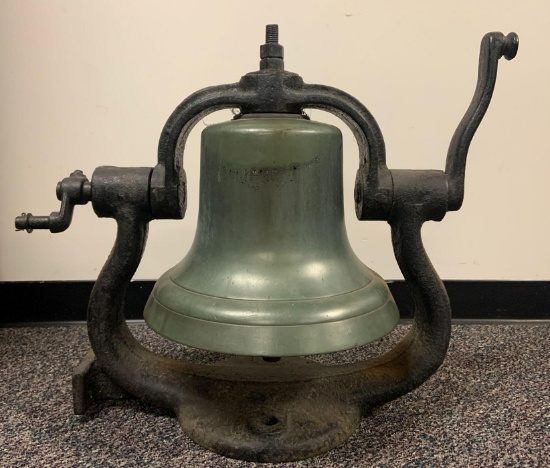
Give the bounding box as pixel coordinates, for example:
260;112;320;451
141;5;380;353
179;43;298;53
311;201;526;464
15;170;92;233
445;31;519;211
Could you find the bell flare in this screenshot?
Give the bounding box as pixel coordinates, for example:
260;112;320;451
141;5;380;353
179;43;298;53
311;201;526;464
145;272;399;356
144;114;399;356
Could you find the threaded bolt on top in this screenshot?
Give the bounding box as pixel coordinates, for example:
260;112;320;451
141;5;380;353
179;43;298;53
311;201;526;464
266;24;279;43
260;24;284;70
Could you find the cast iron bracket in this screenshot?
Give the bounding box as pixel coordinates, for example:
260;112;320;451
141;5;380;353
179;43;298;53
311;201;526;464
16;25;518;462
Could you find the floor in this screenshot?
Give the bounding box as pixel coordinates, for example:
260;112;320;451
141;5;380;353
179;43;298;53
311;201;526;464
0;324;548;467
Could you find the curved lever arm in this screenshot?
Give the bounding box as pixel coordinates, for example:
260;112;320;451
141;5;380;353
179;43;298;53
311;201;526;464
15;170;91;233
445;32;518;211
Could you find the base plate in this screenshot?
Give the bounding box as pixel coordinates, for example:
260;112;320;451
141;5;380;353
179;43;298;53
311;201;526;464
74;352;362;462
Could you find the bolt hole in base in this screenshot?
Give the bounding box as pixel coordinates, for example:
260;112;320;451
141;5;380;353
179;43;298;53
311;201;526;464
175;362;362;462
263;416;279;426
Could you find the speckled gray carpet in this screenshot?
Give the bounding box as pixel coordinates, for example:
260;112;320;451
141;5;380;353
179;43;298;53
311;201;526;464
0;324;548;467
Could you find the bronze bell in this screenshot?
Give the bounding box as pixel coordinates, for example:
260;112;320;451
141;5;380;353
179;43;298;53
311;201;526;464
144;113;399;355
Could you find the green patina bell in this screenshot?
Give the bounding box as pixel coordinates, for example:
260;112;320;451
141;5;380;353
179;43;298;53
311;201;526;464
144;113;399;355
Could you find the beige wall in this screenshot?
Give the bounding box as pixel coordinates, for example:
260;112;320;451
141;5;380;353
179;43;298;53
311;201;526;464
1;0;548;281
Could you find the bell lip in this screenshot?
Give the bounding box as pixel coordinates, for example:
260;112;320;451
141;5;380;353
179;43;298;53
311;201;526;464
143;274;400;356
147;271;392;326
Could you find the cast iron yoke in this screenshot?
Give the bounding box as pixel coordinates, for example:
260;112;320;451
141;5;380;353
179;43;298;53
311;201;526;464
16;25;518;230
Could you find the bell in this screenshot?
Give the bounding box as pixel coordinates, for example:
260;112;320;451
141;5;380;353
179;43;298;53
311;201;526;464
144;113;399;355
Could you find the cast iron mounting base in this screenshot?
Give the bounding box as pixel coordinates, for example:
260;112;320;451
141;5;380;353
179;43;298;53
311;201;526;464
74;352;367;461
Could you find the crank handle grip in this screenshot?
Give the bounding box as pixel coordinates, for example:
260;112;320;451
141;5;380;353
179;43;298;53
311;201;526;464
15;170;91;233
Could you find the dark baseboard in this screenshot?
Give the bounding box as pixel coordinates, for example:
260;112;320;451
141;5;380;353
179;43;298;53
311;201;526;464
1;280;548;325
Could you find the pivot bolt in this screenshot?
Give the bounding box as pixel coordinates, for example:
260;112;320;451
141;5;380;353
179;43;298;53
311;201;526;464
260;24;284;70
265;24;278;43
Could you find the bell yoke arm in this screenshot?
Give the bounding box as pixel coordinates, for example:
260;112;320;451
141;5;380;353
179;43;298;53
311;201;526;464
151;78;392;220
